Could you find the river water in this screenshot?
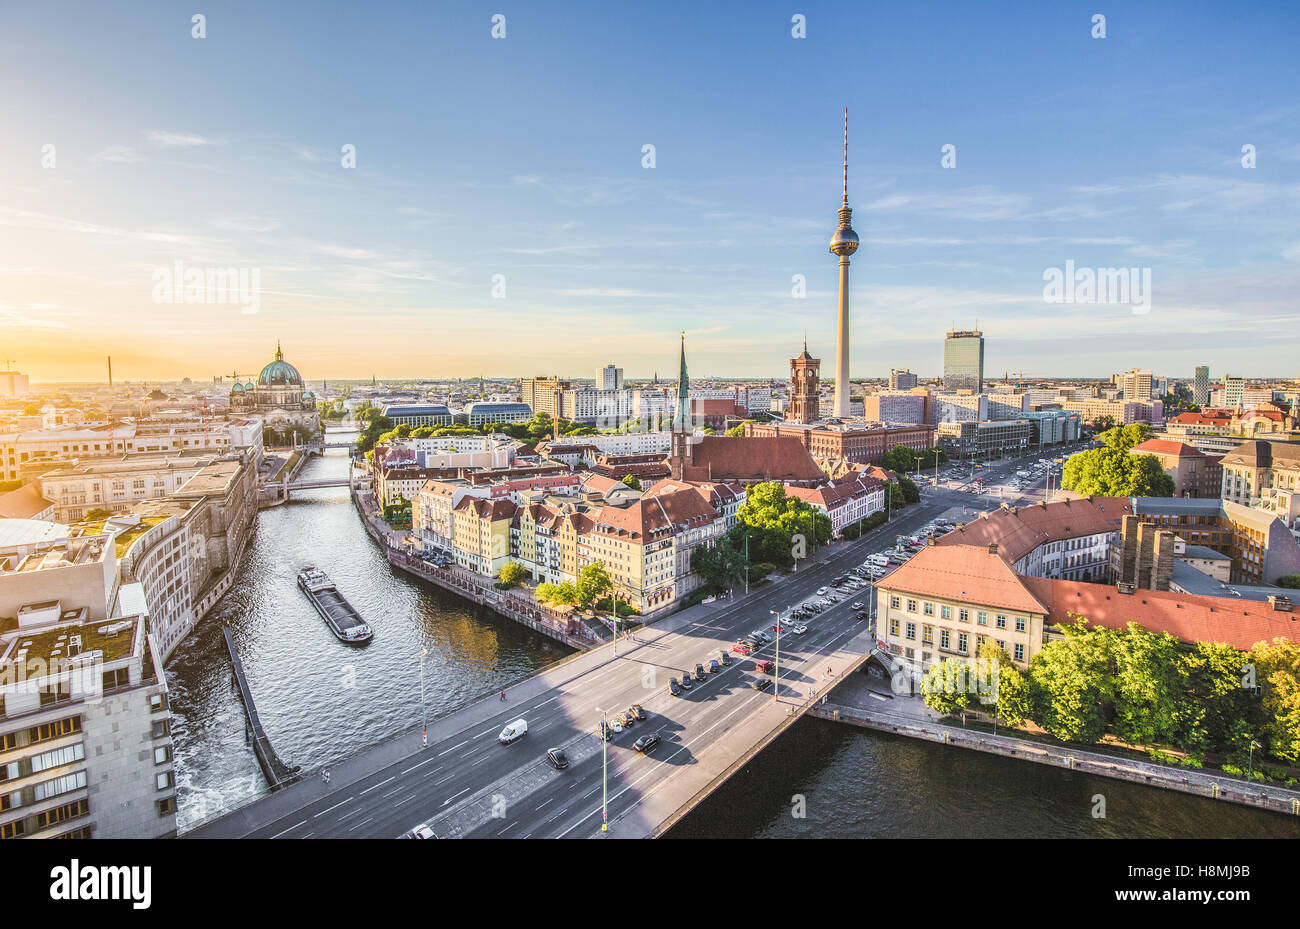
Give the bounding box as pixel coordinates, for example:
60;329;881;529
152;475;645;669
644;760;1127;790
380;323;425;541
166;433;1300;838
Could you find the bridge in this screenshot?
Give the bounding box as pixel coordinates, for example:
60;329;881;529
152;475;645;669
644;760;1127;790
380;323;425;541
185;501;941;839
259;474;366;503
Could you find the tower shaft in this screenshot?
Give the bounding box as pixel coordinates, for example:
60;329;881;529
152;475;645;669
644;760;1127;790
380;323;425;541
834;257;851;418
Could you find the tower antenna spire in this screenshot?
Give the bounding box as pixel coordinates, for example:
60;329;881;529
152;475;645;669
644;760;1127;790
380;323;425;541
842;107;849;206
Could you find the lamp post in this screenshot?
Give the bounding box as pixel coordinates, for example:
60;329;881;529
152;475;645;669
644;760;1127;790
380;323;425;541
1247;738;1260;783
596;707;609;832
769;609;782;702
419;646;428;747
743;533;750;596
611;591;618;657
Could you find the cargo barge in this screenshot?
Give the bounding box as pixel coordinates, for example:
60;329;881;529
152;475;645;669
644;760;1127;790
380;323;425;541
297;566;373;643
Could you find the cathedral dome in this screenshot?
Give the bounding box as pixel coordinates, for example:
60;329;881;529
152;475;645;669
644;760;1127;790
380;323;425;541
258;342;304;388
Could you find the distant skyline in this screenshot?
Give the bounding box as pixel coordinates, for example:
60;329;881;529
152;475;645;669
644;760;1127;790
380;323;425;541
3;1;1299;382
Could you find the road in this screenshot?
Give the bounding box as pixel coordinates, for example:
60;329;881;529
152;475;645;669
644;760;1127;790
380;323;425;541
214;499;950;840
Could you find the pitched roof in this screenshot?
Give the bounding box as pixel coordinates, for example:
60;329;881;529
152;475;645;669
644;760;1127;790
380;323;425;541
0;484;55;520
1022;577;1299;651
680;435;824;484
1220;439;1300;470
1131;439;1205;458
938;497;1132;564
590;487;718;543
878;544;1050;615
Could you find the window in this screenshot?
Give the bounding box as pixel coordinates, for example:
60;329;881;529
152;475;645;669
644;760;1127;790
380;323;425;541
923;602;934;616
941;606;952;619
37;798;89;830
0;819;24;839
958;609;969;623
31;743;84;774
1014;643;1025;662
922;626;933;645
905;622;916;640
977;612;988;626
889;596;900;609
906;599;917;613
0;761;18;783
958;633;968;653
102;667;130;691
940;630;950;649
995;615;1007;630
1015;617;1026;633
157;796;176;816
889;619;899;636
154;746;171;765
157;770;174;791
151;719;169;739
28;717;80;745
33;771;86;802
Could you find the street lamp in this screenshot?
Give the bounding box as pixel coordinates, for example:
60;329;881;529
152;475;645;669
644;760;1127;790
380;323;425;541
769;609;783;703
1247;738;1260;783
419;646;429;747
595;707;609;832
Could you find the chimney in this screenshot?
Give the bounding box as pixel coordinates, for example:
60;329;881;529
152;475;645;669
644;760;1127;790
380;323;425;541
988;543;998;554
1268;595;1293;612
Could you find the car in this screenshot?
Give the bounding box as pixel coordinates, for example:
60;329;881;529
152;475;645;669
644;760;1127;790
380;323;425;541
771;623;786;634
816;587;829;595
732;642;751;655
679;674;693;690
708;659;721;673
750;630;772;644
694;663;707;681
755;659;774;674
791;623;808;635
609;719;624;734
751;677;773;691
633;734;661;753
545;747;569;770
629;704;647;721
668;679;681;696
719;651;731;665
615;712;633;728
400;823;439;839
599;721;615;741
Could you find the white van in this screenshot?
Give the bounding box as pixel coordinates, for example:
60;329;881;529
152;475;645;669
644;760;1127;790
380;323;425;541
498;719;528;744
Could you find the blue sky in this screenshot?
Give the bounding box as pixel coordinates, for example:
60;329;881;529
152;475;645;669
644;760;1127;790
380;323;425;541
2;0;1298;382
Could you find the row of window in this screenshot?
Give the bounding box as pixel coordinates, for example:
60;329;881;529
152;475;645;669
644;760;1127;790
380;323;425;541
889;597;1025;631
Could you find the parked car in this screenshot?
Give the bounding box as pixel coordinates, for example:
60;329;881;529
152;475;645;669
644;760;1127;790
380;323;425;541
708;659;721;673
755;659;774;675
668;678;681;696
732;642;751;656
629;704;647;721
545;748;569;770
816;587;829;595
634;734;661;753
751;677;773;691
791;623;808;635
719;650;732;665
694;663;706;681
679;674;693;690
852;602;865;610
609;718;624;734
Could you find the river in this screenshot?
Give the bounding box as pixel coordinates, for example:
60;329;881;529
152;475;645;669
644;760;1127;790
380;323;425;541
166;432;1300;838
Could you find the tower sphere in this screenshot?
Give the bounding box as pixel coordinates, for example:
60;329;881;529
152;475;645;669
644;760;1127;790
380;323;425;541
829;225;859;257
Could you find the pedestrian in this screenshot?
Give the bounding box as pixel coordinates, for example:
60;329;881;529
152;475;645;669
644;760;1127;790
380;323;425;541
499;690;506;701
321;767;330;785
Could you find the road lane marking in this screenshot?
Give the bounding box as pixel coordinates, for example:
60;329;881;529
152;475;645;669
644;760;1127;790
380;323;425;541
359;776;395;795
346;816;374;833
440;739;470;755
270;820;306;838
314;797;354;818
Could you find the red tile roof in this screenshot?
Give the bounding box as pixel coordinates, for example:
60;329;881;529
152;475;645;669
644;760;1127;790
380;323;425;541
1022;577;1300;651
938;497;1132;564
878;544;1051;614
679;435;824;484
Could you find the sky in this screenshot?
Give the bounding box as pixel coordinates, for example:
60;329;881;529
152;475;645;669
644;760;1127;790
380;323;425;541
1;0;1298;384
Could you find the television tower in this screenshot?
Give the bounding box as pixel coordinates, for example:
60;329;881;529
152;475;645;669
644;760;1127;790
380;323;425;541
829;107;859;420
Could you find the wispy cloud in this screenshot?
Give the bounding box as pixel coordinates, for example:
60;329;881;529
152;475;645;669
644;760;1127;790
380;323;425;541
92;145;143;164
145;130;219;147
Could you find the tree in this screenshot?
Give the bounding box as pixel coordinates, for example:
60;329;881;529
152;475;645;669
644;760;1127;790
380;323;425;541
83;507;114;522
692;538;747;590
897;475;921;504
498;561;528;588
1248;638;1300;764
725;422;751;437
1090;415;1116;432
1110;624;1189;748
536;581;579;607
1027;618;1116;744
979;642;1032;727
731;482;832;567
1060;446;1174;497
620;474;642;491
921;659;977;716
1277;574;1300;590
575;562;613;610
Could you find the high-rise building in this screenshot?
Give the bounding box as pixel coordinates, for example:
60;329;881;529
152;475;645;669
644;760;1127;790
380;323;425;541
942;330;984;393
888;368;918;390
1194;366;1210;406
829;109;859;419
520;376;569;418
1221;375;1246;409
596;364;623;391
789;341;821;424
1118;368;1153;400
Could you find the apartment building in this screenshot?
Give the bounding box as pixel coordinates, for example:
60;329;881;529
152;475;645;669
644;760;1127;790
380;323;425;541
38;455;216;522
0;527;177;838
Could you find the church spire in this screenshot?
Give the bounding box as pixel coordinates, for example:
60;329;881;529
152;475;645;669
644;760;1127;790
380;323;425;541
275;340;283;362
